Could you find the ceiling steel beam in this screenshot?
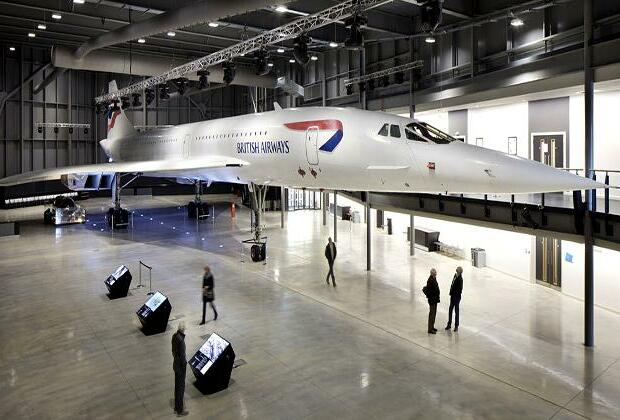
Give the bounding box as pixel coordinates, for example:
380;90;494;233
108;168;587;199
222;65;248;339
95;0;387;103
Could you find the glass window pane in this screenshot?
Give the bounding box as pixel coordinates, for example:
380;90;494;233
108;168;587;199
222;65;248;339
390;124;401;138
378;124;389;136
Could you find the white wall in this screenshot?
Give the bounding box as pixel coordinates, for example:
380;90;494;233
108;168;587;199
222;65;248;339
562;241;620;313
569;92;620;198
468;102;529;157
411;110;449;133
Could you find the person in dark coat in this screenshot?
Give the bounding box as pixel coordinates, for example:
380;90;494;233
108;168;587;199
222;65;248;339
423;268;440;334
445;266;463;332
171;322;188;416
324;237;337;287
200;265;218;325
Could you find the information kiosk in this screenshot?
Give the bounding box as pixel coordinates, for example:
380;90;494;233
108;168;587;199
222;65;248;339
136;291;172;335
104;265;132;299
189;333;235;394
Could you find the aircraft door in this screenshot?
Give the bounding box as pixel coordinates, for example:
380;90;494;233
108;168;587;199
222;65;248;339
305;126;319;165
183;134;191;159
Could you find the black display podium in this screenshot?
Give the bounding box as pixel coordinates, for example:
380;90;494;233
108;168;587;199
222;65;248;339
136;291;172;335
189;333;235;394
105;265;132;299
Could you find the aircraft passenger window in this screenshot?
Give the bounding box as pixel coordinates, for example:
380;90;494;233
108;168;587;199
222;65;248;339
378;124;389;136
390;124;401;138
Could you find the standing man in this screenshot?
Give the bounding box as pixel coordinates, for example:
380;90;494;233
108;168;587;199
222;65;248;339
445;266;463;332
325;237;337;287
423;268;440;334
200;265;218;325
171;322;188;416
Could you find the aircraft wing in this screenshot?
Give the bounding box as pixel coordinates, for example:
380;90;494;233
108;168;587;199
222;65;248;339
0;156;248;187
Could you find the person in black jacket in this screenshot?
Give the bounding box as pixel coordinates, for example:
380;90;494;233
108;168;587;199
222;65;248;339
445;266;463;332
324;237;337;287
171;322;188;416
200;265;218;325
423;268;440;334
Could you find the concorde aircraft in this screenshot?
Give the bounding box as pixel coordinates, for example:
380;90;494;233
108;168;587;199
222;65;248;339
0;81;604;197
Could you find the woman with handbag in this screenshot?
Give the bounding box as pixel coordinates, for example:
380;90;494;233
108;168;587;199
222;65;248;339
200;265;218;324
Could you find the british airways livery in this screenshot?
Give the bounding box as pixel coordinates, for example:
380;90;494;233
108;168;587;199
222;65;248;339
0;81;604;196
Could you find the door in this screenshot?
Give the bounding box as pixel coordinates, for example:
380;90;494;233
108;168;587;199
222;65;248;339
532;132;565;288
536;237;561;287
183;134;191;159
305;126;319;165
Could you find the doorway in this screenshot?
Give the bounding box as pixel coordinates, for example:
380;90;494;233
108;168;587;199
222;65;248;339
183;134;191;159
532;132;565;289
305;127;319;165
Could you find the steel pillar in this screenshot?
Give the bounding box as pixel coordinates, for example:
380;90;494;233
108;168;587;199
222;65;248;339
333;191;337;242
584;0;594;347
410;213;415;256
280;186;285;228
322;192;327;226
366;197;371;271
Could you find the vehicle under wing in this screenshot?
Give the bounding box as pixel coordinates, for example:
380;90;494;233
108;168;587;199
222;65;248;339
0;157;248;188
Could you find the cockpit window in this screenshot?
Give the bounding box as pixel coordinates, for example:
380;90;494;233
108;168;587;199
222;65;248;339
405;122;455;144
390;124;401;138
378;123;389;136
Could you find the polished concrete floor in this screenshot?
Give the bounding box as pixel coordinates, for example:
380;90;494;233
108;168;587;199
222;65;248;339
1;196;620;419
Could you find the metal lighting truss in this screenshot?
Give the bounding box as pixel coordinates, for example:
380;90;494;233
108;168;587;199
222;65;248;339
35;122;91;129
344;60;424;86
95;0;388;104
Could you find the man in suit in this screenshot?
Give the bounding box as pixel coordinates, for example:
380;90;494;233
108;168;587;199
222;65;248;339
424;268;440;334
445;266;463;332
325;237;337;287
171;322;188;416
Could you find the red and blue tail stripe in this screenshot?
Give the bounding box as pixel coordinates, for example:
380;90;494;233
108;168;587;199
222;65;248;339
107;109;121;130
284;119;343;152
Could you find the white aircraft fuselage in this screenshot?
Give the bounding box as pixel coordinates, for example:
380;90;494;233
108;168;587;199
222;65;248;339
100;106;601;194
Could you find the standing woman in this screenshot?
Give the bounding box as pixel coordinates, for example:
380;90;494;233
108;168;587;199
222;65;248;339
200;265;218;324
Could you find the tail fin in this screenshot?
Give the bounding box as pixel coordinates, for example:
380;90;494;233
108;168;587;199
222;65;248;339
106;80;137;140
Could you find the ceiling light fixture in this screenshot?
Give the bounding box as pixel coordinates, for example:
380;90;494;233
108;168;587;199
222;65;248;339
28;32;36;38
137;38;146;43
52;13;62;20
425;35;436;44
275;6;288;13
329;41;338;48
267;62;274;67
73;0;85;3
277;47;285;53
208;22;219;28
289;58;295;63
37;24;47;30
167;31;176;37
9;46;15;51
510;17;524;27
310;55;318;61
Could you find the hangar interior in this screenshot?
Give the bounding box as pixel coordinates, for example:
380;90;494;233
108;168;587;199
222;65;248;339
1;0;620;419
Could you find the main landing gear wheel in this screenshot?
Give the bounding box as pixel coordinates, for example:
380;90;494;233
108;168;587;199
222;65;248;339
244;183;267;262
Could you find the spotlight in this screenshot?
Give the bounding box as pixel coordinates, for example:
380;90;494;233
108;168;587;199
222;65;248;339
84;127;89;135
425;35;436;44
137;38;146;44
289;58;295;63
37;24;47;30
367;79;375;91
394;71;404;84
275;5;288;13
54;127;59;134
344;14;367;50
510;17;524;27
310;55;318;61
158;84;170;100
37;126;43;134
9;46;15;52
277;47;285;53
293;33;311;66
167;31;176;37
329;41;338;48
208;22;219;28
345;84;354;95
222;61;236;85
145;88;155;105
173;77;189;95
28;33;36;38
420;0;443;33
110;100;120;112
52;13;62;20
73;0;85;3
198;70;210;90
120;96;131;109
254;49;271;76
69;127;73;134
131;93;142;107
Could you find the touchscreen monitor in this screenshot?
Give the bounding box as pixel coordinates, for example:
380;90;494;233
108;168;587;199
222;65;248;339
145;291;166;311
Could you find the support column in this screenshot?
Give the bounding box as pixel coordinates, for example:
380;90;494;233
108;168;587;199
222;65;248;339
410;213;415;256
366;197;371;271
280;186;285;228
584;0;594;348
322;192;327;226
333;191;337;242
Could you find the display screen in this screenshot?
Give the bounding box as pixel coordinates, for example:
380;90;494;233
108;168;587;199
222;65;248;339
112;265;127;279
145;292;166;311
189;333;229;374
